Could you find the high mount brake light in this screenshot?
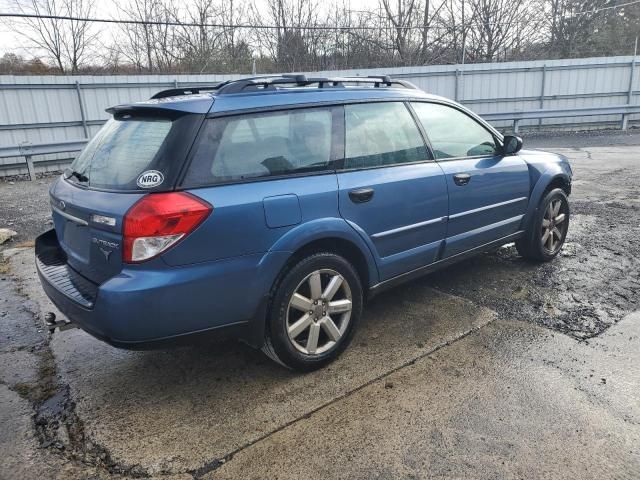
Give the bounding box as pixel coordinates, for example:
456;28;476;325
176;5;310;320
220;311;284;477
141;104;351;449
123;192;212;263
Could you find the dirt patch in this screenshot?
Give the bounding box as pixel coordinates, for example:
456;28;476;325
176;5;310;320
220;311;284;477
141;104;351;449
424;185;640;339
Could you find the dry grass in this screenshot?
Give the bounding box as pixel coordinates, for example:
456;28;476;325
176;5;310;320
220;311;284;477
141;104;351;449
0;258;10;274
13;240;35;248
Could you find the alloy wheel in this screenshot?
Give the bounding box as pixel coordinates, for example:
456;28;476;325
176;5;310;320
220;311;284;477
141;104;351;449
541;198;568;254
286;269;353;355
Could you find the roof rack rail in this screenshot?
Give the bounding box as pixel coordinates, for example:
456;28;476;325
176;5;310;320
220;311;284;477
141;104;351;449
150;84;226;99
150;75;303;99
150;74;418;99
215;74;418;95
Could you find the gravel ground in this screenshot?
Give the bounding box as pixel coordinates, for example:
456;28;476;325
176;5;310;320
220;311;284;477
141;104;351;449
423;200;640;339
521;126;640;148
0;173;58;248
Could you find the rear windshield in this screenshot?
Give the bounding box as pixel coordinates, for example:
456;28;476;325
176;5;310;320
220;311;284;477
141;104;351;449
65;116;172;190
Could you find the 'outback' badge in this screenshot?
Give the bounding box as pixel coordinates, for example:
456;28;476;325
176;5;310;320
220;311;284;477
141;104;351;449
137;170;164;188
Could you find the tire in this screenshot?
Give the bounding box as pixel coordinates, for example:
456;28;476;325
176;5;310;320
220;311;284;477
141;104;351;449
262;252;363;371
516;188;570;262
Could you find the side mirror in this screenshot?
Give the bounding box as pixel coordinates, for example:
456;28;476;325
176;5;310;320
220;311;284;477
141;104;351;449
503;135;523;155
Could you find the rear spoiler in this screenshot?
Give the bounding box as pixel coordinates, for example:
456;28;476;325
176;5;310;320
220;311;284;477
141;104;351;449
106;97;212;116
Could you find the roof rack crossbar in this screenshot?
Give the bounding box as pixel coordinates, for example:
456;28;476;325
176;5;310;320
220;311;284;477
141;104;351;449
217;75;310;94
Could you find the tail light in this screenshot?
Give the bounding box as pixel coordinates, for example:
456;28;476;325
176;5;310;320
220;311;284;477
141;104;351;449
123;192;212;263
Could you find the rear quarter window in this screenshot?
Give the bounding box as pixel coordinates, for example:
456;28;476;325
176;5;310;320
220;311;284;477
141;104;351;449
183;107;338;186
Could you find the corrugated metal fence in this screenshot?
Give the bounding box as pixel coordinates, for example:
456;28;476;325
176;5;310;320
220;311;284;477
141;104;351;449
1;55;638;176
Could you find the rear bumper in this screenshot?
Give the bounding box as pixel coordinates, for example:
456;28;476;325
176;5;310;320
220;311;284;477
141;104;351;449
35;229;283;349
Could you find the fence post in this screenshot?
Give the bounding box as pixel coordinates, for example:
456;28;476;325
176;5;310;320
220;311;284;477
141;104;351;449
25;154;36;181
513;119;520;134
75;81;89;138
538;64;547;129
174;79;178;88
454;69;460;102
622;57;636;130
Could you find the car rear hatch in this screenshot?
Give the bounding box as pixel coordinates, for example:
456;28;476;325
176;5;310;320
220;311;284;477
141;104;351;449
48;108;204;285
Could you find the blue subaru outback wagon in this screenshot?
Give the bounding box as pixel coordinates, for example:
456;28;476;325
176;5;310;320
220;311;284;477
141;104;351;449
36;75;572;370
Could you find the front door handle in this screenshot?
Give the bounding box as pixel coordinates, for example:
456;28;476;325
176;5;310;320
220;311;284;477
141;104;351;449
453;173;471;186
349;188;375;203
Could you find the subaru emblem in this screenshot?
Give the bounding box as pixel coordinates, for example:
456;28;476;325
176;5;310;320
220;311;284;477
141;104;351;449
99;247;112;261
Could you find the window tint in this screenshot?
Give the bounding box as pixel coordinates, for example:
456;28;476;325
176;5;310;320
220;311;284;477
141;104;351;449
344;102;427;169
67;117;172;190
184;108;334;185
411;102;498;159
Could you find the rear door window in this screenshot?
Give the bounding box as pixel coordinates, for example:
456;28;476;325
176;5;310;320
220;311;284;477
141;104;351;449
343;102;428;169
66;116;173;190
183;107;337;186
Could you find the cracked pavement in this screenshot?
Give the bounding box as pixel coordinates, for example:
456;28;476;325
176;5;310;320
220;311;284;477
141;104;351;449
1;131;639;479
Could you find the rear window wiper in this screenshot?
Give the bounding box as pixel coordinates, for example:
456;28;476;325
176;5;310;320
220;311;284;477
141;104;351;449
65;169;89;183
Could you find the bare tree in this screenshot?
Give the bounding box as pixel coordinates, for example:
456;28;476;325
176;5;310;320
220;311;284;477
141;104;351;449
115;0;156;71
114;0;180;72
419;0;450;61
545;0;614;58
381;0;419;63
6;0;98;73
464;0;542;61
3;0;639;74
63;0;99;72
173;0;223;72
250;0;328;71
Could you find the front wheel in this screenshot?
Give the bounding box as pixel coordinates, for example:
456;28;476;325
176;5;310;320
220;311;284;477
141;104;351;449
516;188;570;262
262;253;363;371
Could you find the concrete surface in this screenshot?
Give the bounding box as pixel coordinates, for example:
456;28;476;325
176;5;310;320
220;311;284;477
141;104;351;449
210;315;640;480
0;131;639;479
9;245;496;474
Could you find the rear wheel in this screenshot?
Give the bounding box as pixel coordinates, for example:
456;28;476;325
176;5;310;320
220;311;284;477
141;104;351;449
516;188;570;262
262;253;363;371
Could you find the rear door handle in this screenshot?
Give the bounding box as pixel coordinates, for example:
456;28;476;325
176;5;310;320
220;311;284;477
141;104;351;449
453;173;471;186
349;188;374;203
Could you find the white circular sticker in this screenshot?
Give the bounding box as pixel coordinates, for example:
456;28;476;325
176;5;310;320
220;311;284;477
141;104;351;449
137;170;164;189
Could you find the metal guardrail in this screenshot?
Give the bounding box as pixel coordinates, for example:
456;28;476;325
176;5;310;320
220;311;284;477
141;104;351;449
1;103;639;180
0;139;87;180
482;104;640;133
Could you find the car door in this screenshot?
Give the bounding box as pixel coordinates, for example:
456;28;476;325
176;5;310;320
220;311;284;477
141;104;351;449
337;102;448;281
410;102;530;258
